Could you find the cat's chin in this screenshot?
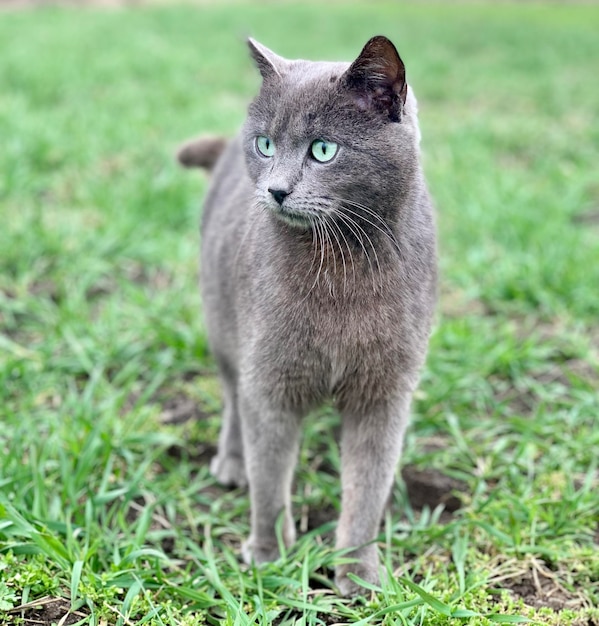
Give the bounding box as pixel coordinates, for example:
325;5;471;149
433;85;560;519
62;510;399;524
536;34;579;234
269;206;313;230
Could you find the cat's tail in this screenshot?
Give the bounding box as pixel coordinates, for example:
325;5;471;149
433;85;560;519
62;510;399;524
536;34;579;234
176;135;227;171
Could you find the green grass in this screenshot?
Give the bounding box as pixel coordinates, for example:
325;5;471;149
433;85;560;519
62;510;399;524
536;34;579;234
1;2;598;625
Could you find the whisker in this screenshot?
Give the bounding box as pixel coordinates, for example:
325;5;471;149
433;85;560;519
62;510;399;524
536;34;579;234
324;214;348;296
259;195;394;298
306;212;319;278
300;217;321;303
334;196;402;228
339;210;383;292
342;199;401;242
333;214;356;289
311;216;327;293
331;208;379;295
331;214;357;294
323;218;337;284
323;221;338;298
338;202;402;255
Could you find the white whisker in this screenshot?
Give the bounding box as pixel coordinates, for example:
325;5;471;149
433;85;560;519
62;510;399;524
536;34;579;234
336;196;402;228
311;216;327;293
324;214;349;296
306;213;318;278
337;200;401;255
341;211;383;291
331;208;380;294
323;218;337;284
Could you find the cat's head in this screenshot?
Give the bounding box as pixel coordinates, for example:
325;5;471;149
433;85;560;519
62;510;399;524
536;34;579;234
242;36;422;229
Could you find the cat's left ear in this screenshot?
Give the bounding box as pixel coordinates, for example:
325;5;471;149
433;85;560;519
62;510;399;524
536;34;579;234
247;38;288;81
342;36;407;122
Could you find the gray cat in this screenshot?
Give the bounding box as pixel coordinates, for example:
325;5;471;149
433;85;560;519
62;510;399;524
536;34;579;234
178;35;437;596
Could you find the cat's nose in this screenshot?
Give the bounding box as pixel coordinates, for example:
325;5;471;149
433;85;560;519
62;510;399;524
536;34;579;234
268;188;290;206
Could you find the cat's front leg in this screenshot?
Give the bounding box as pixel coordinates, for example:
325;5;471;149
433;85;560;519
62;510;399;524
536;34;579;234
335;393;412;596
210;371;247;487
238;388;301;564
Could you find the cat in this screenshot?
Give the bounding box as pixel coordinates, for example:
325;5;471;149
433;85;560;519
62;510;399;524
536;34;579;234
178;35;437;596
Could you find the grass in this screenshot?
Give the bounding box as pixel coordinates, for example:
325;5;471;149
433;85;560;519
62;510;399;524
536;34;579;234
1;2;598;625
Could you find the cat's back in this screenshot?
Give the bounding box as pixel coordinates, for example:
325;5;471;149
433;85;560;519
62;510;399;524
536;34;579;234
201;134;250;238
199;132;254;365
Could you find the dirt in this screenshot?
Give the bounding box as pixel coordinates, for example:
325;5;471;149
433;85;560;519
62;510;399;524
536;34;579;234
122;380;213;424
572;209;599;225
273;609;355;626
159;393;211;425
157;390;217;468
506;576;575;610
501;571;589;613
7;597;88;626
401;465;466;514
487;555;597;619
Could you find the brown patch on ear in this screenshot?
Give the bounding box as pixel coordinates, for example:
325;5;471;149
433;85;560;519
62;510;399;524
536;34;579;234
247;37;286;81
342;35;407;122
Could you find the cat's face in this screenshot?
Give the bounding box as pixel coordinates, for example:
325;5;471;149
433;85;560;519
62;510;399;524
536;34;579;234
242;37;421;229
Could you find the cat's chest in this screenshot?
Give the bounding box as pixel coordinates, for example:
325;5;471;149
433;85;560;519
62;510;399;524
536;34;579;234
251;290;401;409
247;224;406;390
259;243;404;351
272;282;400;365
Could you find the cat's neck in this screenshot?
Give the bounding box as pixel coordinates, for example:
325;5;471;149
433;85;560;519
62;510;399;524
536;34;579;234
261;213;401;303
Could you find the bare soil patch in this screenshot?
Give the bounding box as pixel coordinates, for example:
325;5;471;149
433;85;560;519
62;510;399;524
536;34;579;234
157;388;217;467
489;556;595;617
7;597;88;626
573;209;599;225
160;392;210;426
506;575;577;611
401;465;466;514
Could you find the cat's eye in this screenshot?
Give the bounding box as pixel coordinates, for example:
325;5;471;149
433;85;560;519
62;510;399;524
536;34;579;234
256;136;275;157
310;139;338;163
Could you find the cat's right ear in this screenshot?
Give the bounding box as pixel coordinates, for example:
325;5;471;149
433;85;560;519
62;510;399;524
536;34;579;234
342;36;407;122
247;38;287;81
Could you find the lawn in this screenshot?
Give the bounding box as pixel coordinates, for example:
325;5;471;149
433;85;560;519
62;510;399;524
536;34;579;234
0;2;598;625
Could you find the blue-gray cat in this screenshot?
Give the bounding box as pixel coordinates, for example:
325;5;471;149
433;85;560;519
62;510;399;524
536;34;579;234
178;35;437;596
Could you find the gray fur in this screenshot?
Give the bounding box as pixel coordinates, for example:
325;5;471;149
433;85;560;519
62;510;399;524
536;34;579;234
198;36;437;596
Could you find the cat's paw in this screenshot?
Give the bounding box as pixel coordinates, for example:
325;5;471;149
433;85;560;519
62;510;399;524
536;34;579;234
241;522;297;565
335;561;381;597
241;538;281;565
210;453;247;488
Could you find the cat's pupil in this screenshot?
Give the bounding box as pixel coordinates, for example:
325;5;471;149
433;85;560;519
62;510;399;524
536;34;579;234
256;135;274;157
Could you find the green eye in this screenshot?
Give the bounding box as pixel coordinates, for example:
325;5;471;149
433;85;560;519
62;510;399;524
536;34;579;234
256;135;275;157
310;139;338;163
